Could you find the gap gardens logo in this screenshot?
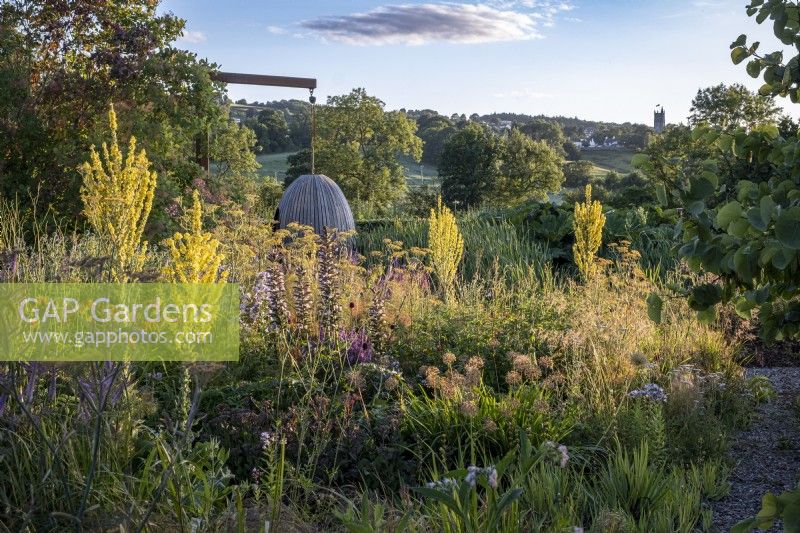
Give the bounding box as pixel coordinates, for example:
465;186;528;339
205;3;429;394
0;284;239;361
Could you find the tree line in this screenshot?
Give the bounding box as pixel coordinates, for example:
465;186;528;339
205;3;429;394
6;0;797;238
0;0;263;233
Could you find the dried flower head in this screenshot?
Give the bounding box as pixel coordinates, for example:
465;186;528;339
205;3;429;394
422;366;441;389
534;398;550;413
459;400;477;417
384;375;399;391
505;370;522;387
510;352;542;381
347;369;366;390
542;372;565;389
465;356;484;371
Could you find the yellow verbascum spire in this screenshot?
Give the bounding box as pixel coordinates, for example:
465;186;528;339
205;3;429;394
573;184;606;281
162;189;228;283
79;104;156;281
427;196;464;300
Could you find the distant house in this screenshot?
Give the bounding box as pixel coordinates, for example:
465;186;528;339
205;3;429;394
602;136;620;147
475;118;514;133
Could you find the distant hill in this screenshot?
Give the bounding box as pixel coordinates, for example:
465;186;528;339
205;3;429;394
231;99;651;173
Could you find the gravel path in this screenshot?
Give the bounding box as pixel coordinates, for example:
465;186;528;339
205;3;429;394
712;367;800;532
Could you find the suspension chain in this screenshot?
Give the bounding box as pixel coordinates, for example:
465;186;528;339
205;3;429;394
309;89;317;174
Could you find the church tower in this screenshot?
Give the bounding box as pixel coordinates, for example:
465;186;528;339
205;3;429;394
654;106;666;133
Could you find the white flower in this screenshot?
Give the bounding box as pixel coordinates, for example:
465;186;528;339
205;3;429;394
427;477;458;492
461;465;498;489
465;465;479;487
557;444;569;468
486;467;498;489
260;431;275;449
627;383;667;402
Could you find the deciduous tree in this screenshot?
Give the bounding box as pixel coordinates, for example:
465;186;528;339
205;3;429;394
0;0;225;221
688;83;780;129
439;122;499;208
286;88;422;215
492;129;564;206
641;0;800;343
520;119;567;156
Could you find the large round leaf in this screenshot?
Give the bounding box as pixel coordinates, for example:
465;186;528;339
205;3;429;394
747;207;767;231
760;196;776;225
772;248;796;270
689;176;716;200
716;201;743;229
689;283;723;311
775;206;800;249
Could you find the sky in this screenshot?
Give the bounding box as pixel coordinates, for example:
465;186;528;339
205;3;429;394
159;0;800;125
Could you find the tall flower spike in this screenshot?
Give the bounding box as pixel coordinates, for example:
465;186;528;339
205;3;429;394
266;251;289;330
162;189;228;283
427;196;464;301
79;104;156;281
368;280;389;356
317;228;342;339
292;263;314;333
573;184;606;281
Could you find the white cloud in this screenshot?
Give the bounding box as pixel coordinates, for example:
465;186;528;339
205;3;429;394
267;25;286;34
495;1;574;17
301;2;575;45
178;30;206;44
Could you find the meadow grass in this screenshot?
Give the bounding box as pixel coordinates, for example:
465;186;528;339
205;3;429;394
581;147;636;174
0;194;757;532
252;151;440;188
255;152;296;181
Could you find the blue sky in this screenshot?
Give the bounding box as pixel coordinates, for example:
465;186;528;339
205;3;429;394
160;0;799;125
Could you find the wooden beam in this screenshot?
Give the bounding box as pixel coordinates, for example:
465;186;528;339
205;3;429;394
212;71;317;90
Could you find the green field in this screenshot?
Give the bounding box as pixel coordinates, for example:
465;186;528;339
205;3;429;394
398;154;439;188
588;164;612;180
257;149;635;188
581;147;636;175
255;151;440;188
256;152;295;181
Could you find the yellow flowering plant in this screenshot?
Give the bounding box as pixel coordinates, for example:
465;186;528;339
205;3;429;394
79;104;156;281
572;184;606;281
427;196;464;300
162;190;228;283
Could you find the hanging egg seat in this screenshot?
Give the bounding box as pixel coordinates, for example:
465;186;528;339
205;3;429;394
276;174;355;236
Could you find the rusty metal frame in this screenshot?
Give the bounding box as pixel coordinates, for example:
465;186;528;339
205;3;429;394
211;71;317;90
